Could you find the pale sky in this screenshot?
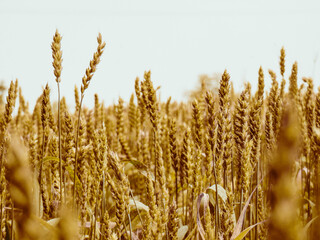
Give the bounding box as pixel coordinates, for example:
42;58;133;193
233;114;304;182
1;0;320;109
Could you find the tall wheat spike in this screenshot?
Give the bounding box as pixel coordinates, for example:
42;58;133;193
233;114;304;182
51;30;63;205
74;33;106;205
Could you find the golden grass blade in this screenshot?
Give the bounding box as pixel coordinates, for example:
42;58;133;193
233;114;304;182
233;220;267;240
231;178;263;240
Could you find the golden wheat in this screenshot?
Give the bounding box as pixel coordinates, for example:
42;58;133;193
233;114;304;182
1;32;320;240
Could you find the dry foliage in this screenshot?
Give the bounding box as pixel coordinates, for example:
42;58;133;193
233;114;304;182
0;33;319;240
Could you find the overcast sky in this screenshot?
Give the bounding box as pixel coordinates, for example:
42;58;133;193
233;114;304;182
1;0;320;109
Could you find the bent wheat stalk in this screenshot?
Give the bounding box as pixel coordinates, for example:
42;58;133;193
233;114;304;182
73;33;106;207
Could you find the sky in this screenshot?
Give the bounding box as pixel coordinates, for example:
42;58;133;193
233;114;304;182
1;0;320;109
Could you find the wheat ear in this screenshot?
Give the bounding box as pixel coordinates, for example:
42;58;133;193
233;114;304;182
51;29;63;204
74;33;106;206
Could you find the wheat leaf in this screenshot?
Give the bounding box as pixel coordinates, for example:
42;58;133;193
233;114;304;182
233;220;266;240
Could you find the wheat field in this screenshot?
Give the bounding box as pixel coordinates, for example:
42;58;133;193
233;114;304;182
0;30;319;240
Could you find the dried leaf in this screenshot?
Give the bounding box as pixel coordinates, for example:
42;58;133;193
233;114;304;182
301;216;319;239
231;177;263;240
233;220;266;240
177;225;188;240
206;184;227;204
196;193;209;240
